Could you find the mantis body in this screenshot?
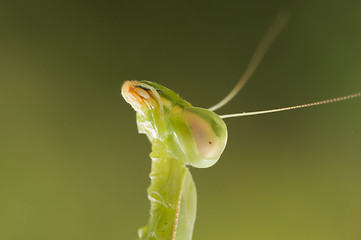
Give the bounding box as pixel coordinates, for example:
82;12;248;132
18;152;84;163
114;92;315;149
121;12;361;240
122;80;226;239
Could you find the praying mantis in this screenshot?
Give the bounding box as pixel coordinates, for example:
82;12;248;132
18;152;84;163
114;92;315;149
121;12;361;240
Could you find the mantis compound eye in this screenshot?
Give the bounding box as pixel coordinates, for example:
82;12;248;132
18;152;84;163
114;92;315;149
184;108;228;162
167;107;228;168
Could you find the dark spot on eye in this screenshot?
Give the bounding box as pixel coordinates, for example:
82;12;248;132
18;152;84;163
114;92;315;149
209;141;212;144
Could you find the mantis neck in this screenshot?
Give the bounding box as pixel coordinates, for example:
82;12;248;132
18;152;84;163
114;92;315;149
138;139;197;240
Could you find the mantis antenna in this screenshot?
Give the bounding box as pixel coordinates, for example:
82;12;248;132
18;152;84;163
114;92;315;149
208;10;290;112
220;92;361;119
208;11;361;119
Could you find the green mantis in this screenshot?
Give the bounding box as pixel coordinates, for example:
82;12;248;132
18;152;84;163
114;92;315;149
121;12;361;240
122;80;227;239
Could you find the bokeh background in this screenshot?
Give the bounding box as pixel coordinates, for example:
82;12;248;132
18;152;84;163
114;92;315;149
1;0;361;239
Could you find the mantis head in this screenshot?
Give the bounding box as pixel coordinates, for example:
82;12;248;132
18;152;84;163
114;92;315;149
121;80;228;168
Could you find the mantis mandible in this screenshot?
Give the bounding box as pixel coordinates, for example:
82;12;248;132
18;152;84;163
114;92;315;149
121;12;361;240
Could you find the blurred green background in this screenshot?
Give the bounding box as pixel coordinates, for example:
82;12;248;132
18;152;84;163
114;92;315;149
1;0;361;239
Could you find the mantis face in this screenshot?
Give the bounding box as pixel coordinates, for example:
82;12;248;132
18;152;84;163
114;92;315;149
121;80;228;168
